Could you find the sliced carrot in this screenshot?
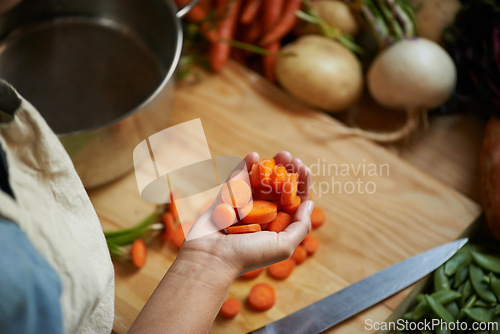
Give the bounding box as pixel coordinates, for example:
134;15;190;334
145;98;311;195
248;283;275;311
281;173;298;206
172;225;185;249
211;0;242;71
261;0;301;45
263;41;280;82
311;207;326;229
213;203;237;229
240;267;264;279
227;223;261;234
237;202;253;221
268;258;295;279
270;165;287;192
219;298;241;319
267;211;293;233
260;222;269;231
253;188;280;201
241;200;278;225
161;211;176;242
291;245;308;264
250;163;261;189
282;196;301;216
221;178;252;208
241;0;262;24
131;239;147;268
302;236;318;255
300;231;312;245
259;159;276;187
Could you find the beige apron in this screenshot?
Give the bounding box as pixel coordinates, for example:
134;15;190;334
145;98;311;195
0;79;114;333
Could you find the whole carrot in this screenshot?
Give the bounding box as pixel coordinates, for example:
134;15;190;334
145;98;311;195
263;0;284;33
211;0;242;71
261;0;301;46
262;41;280;82
240;0;263;24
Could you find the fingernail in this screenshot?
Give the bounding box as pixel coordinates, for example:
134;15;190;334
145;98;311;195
307;201;315;215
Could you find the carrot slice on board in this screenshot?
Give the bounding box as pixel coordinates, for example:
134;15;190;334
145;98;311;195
291;245;308;264
219;298;241;319
282;196;301;216
311;207;326;229
161;211;176;242
213;203;237;229
241;200;278;225
248;283;275;311
227;224;261;234
240;267;264;279
259;159;276;187
267;211;293;233
221;178;252;208
268;258;295;279
131;239;147;268
281;173;298;206
302;236;319;255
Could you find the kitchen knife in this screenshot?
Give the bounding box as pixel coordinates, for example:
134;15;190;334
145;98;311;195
249;238;468;334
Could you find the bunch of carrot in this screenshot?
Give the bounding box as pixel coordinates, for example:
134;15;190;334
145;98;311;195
174;0;302;81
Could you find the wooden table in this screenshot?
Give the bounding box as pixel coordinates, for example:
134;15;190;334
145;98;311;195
89;63;485;333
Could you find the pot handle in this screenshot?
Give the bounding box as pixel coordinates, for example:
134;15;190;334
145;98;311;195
176;0;200;18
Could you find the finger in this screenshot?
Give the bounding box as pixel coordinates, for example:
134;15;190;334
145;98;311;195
287;158;303;174
244;152;260;171
298;165;311;202
273;151;292;167
279;200;314;249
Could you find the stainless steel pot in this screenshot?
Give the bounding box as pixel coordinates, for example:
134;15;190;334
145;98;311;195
0;0;197;188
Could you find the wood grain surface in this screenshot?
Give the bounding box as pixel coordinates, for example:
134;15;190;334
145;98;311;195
88;62;482;333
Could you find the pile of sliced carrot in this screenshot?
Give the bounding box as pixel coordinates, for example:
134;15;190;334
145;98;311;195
173;0;302;81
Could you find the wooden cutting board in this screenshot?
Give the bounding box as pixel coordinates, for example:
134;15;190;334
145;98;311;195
88;62;481;333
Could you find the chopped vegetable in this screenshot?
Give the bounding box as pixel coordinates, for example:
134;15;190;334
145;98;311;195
302;236;318;255
291;245;308;264
268;258;295;279
241;200;278;225
282;196;301;216
310;207;325;229
221;178;252;208
131;239;147;268
240;268;264;279
248;283;276;311
213;203;237;229
162;212;176;242
268;212;293;233
219;298;241;319
172;225;185;249
227;224;262;234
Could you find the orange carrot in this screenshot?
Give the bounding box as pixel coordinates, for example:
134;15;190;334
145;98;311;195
260;222;269;231
169;193;179;220
260;0;301;45
311;207;326;229
263;0;284;32
221;178;252;208
250;163;261;189
241;0;263;24
281;173;298;206
161;211;176;242
248;283;275;311
172;225;185;249
291;245;308;264
227;223;261;234
263;41;280;82
267;211;293;233
131;239;147;268
270;165;287;192
268;258;295;279
253;188;280;201
259;159;276;187
282;196;300;216
301;231;312;245
240;267;264;279
242;19;263;44
241;200;278;225
211;0;242;71
302;236;318;255
219;298;241;319
213;203;237;229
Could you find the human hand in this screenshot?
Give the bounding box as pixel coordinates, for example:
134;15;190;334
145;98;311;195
178;151;314;279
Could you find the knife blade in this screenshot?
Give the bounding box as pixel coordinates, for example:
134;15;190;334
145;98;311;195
249;238;468;334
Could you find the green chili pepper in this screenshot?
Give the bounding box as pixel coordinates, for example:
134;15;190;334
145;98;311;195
471;252;500;274
445;249;471;276
461;280;473;306
453;264;470;289
490;273;500;301
446;301;460;318
413;290;461;320
470;264;498;303
424;294;456;323
462;307;495;322
435;265;451;291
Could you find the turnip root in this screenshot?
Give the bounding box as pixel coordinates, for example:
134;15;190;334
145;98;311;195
364;38;457;142
275;36;363;113
295;1;360;37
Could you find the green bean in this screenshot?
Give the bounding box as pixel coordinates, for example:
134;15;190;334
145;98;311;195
461;280;473;306
453;264;470;289
412;290;461;320
435;265;451;291
470;264;498;303
465;294;478;309
446;301;460;318
462;307;495;322
424;294;456;323
475;299;495;308
490;273;500;301
445;249;471;276
471;252;500;274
